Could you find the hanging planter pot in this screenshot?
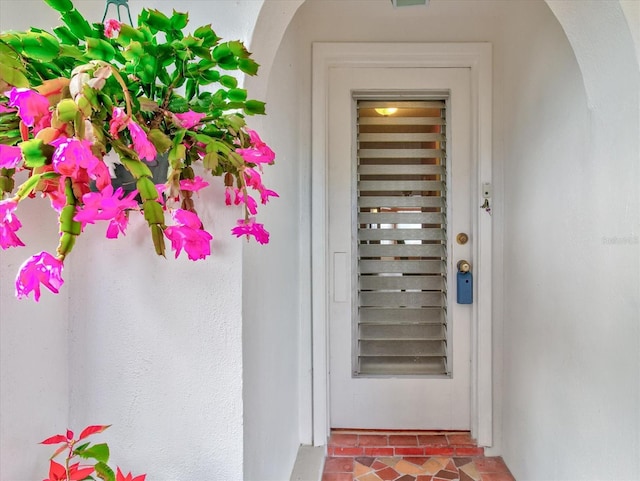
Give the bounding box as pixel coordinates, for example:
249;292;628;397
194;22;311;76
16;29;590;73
0;0;279;301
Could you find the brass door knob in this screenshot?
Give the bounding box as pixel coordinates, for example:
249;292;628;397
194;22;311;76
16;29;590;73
457;260;471;273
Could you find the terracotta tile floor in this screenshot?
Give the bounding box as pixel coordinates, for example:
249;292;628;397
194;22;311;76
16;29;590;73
322;430;515;481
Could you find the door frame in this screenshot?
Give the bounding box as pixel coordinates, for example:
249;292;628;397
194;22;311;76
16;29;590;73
311;42;493;446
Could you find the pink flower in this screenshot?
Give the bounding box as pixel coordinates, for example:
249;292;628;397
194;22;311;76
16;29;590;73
241;167;278;205
109;107;128;137
231;217;270;244
236;128;275;166
0;144;22;169
243;167;263;190
0;104;15;113
109;107;157;161
174;110;206;129
179;176;209;192
128;121;157;161
15;251;64;301
50;138;110;188
7;87;50;128
260;188;279;205
224;186;238;206
164;209;213;261
104;19;121;38
74;185;138;238
236;191;258;215
0;199;24;249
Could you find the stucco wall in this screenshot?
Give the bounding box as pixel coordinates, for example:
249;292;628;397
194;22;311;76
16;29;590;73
503;2;640;479
241;11;305;480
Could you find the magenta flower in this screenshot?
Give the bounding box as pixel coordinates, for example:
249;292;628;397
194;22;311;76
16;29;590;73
128;121;157;161
236;191;258;215
104;19;121;38
108;107;157;161
0;144;23;169
74;185;139;238
164;209;213;261
241;167;278;205
236;128;275;166
50;137;110;187
260;188;279;205
15;251;64;301
225;186;238;206
179;176;209;192
243;167;263;189
7;88;50;128
0;199;25;249
231;217;270;245
174;110;206;129
0;104;15;113
109;107;128;137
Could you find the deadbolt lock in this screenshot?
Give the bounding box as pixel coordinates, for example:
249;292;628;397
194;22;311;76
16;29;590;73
456;233;469;245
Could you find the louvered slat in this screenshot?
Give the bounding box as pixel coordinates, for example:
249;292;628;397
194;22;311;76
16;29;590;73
355;98;448;376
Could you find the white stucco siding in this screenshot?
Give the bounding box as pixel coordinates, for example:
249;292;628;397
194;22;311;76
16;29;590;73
504;2;639;479
68;181;245;479
0;198;69;481
242;14;304;480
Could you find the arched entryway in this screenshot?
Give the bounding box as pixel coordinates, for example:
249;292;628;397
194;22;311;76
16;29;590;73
243;2;639;479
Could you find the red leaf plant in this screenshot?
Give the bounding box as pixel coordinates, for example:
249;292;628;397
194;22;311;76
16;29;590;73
40;425;145;481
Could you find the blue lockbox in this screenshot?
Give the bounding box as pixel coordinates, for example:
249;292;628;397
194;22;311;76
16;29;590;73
457;271;473;304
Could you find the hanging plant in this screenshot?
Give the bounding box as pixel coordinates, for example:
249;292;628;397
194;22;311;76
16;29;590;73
0;0;278;301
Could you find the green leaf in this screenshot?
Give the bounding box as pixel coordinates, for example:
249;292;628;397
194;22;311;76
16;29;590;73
148;129;173;154
212;44;232;62
219;75;237;89
21;32;60;62
193;24;219;48
61;9;94;39
228;88;247;102
94;461;115;481
244;100;266;116
227;41;250;58
86;38;116;61
43;0;73;13
238;58;259;76
203;152;218;170
15;172;59;200
0;63;29;88
167;95;189;113
169;143;186;169
116;24;146;45
143;199;164;225
73;442;91;454
185;78;197;101
58;44;84;59
140;9;172;32
52;26;79;46
170;11;189;30
218;57;238;71
20;139;49;168
200;69;220;84
77;443;109;463
120;157;153;178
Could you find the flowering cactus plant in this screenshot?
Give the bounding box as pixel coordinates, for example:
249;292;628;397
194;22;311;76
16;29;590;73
0;0;277;301
40;425;145;481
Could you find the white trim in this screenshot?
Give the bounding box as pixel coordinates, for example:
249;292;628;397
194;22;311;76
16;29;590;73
311;42;493;447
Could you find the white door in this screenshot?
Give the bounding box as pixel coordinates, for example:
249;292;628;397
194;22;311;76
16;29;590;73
328;67;472;430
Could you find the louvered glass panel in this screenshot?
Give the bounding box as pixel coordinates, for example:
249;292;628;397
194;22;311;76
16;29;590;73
354;98;448;377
